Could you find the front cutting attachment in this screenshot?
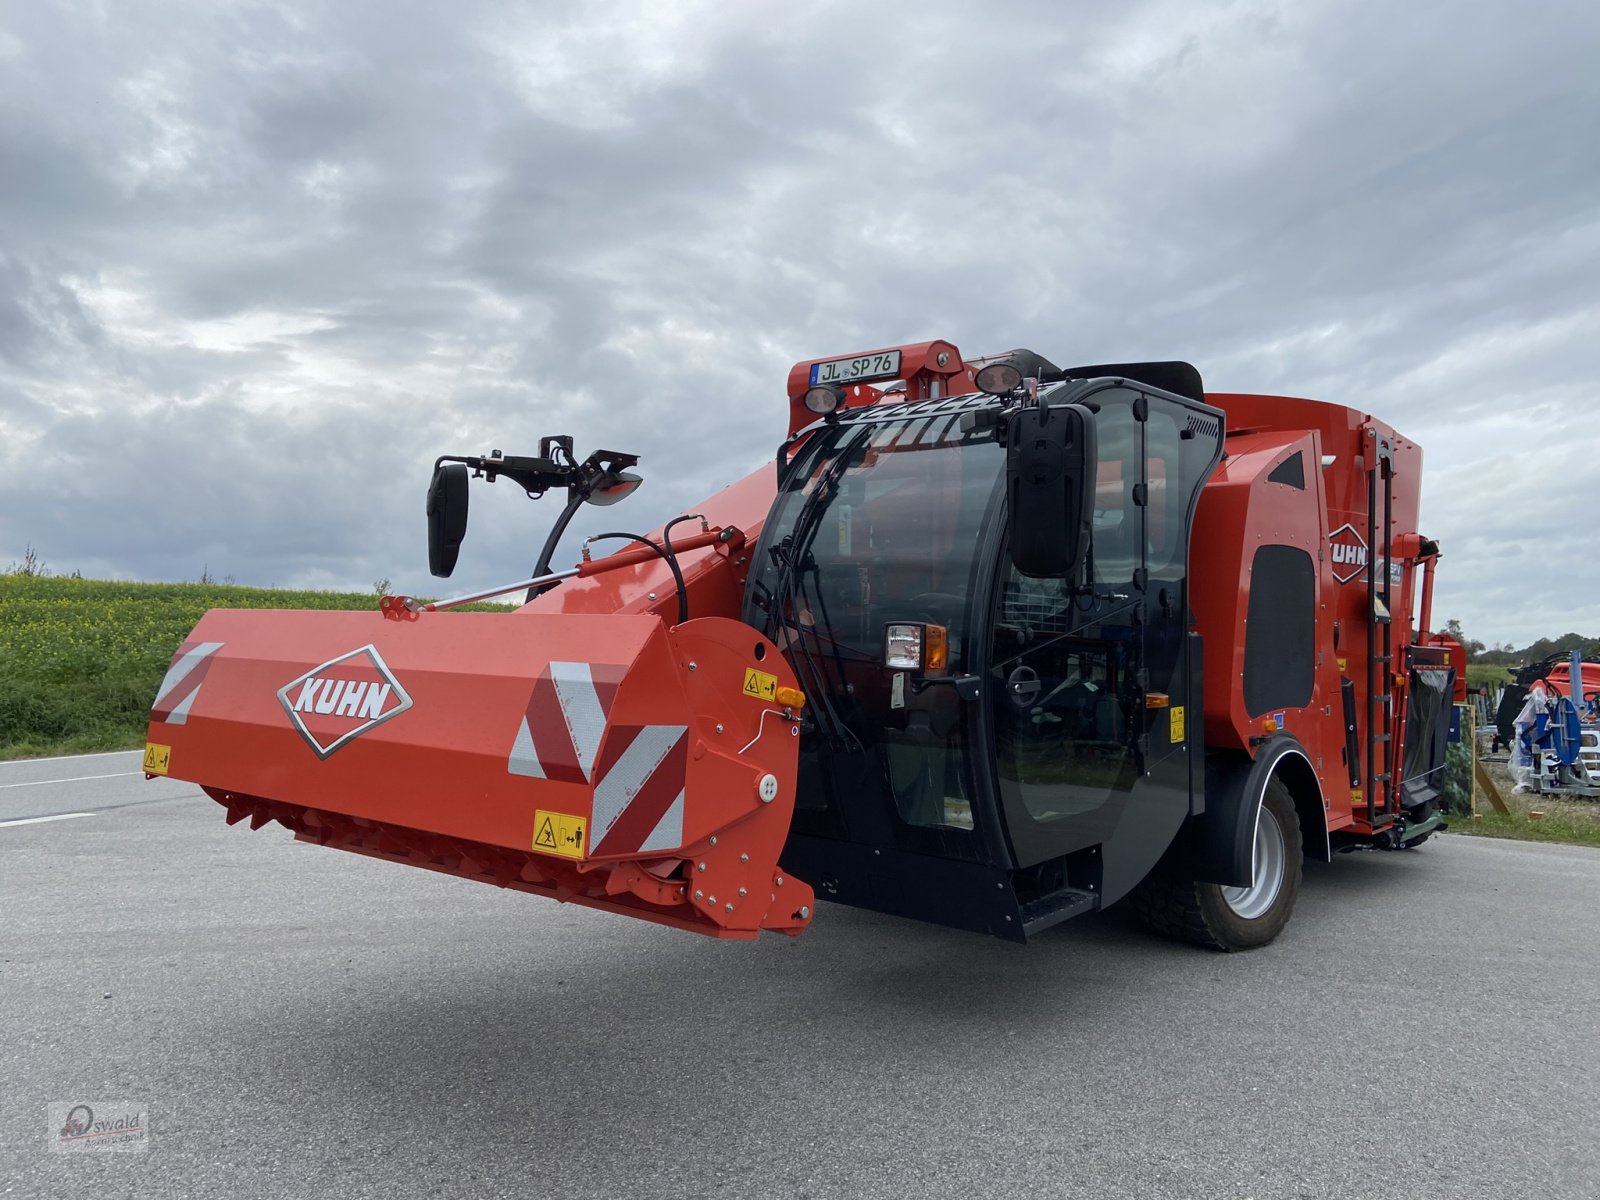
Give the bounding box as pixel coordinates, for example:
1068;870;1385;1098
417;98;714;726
145;609;814;938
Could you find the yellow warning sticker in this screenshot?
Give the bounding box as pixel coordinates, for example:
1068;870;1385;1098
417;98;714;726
532;809;587;860
1169;706;1186;744
742;668;778;702
143;742;172;775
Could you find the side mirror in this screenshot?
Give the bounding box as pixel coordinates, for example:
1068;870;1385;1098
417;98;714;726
1006;403;1096;578
427;461;470;577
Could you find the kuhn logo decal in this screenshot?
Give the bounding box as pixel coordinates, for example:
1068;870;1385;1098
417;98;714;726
1328;523;1369;584
276;644;413;758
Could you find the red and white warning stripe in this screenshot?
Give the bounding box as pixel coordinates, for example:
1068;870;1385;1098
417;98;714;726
507;661;691;857
508;662;622;785
589;724;688;856
151;641;224;725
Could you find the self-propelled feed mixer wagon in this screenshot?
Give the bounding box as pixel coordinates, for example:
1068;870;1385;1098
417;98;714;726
146;342;1464;949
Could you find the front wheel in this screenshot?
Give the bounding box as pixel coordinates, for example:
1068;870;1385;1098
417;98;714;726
1130;778;1302;951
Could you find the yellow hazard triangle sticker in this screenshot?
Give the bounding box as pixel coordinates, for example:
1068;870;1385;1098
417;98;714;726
532;810;586;860
743;668;777;701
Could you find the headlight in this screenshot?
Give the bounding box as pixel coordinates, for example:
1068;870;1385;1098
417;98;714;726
883;623;948;674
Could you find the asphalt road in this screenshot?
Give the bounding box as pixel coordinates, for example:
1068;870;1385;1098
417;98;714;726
0;749;196;824
3;753;1598;1200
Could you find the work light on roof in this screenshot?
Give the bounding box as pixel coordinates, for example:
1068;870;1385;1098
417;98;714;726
975;362;1023;396
803;383;845;415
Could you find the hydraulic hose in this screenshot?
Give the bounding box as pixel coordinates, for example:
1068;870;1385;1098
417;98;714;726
661;513;706;566
587;532;689;626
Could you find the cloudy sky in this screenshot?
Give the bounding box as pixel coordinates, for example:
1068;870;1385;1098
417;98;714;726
2;0;1596;648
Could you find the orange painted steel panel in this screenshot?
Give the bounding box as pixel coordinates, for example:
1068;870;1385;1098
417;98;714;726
146;609;813;938
1195;392;1437;837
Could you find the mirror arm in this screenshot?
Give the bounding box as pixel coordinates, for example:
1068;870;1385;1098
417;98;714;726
434;452;575;496
428;439;642;595
525;486;590;603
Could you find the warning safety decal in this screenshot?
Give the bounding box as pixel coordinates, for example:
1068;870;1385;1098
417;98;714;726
742;668;778;702
532;809;587;860
143;742;172;775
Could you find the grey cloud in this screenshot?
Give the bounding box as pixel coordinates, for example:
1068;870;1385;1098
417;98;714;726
0;0;1597;648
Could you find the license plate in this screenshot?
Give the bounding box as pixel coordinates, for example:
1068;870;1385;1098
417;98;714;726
809;350;902;387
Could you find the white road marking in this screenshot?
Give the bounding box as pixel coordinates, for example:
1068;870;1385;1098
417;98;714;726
0;772;140;790
0;749;142;768
0;812;95;828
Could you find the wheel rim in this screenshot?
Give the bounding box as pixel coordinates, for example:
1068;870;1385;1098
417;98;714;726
1220;806;1285;920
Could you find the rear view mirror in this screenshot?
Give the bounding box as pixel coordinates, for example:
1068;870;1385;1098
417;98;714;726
427;461;470;577
1007;403;1097;578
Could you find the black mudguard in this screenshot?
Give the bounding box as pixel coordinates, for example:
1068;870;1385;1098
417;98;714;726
1157;735;1316;888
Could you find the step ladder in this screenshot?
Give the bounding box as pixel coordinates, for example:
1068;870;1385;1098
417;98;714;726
1365;429;1397;827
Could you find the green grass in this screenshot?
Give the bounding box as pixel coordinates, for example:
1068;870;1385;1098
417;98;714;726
1465;662;1515;689
1451;807;1600;848
0;575;507;760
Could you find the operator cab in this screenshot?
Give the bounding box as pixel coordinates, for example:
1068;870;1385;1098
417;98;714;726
746;349;1224;941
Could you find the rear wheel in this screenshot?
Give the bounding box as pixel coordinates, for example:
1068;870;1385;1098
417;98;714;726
1130;778;1302;951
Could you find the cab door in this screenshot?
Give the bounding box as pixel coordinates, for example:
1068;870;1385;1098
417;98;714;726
757;401;1029;938
988;386;1221;902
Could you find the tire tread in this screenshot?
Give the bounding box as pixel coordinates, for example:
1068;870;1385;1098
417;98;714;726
1127;873;1226;950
